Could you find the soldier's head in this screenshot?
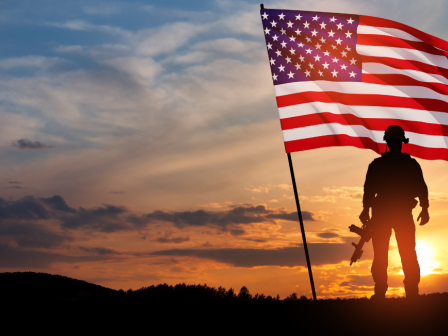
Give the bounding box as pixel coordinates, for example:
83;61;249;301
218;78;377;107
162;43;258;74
383;125;409;151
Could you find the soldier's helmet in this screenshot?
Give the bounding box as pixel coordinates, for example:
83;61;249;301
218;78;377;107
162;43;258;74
383;125;409;144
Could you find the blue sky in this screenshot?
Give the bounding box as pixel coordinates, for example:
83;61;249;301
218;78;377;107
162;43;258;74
1;0;448;297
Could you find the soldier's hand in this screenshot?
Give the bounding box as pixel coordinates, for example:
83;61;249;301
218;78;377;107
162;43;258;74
359;208;370;224
417;208;429;226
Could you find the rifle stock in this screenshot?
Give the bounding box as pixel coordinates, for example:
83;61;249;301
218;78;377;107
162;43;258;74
349;223;372;265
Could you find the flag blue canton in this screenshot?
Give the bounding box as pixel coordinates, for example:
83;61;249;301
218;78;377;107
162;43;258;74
261;9;362;85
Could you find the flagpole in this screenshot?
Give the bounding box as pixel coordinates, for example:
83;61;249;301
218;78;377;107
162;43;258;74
287;152;317;301
259;3;317;301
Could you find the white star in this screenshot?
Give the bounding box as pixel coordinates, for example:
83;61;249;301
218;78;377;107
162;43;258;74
278;64;285;72
297;42;304;48
341;64;348;70
315;43;322;49
280;41;287;48
337;23;343;30
289;47;296;55
335;38;342;45
331;45;337;50
314;54;321;61
305;36;312;42
308;62;314;69
350;58;357;65
322;62;329;69
287;71;295;78
349;71;356;77
318;70;324;76
285;56;292;63
264;28;271;35
262;12;269;20
295;29;302;35
306;48;312;54
287;21;294;28
332;57;339;63
305;70;311;77
320;22;327;29
275;49;282;57
341;51;347;57
311;29;318;36
280;28;286;35
312;15;320;21
295;63;301;70
299;55;305;62
267;42;272;50
320;37;326;43
270;20;277;27
289;36;296;42
345;31;352;38
331;70;338;77
273;35;279;41
279;13;285;20
323;50;330;56
347;17;355;24
328;30;335;37
272;73;278;80
270;58;276;65
296;14;302;20
303;21;310;28
345;46;351;51
330;16;337;22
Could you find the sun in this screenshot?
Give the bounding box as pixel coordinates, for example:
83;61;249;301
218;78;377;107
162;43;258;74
406;240;439;276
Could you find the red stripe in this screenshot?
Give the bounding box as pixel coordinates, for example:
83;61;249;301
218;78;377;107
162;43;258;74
362;74;448;96
284;134;448;160
359;15;448;52
357;34;445;56
280;112;448;136
276;91;448;113
361;56;448;79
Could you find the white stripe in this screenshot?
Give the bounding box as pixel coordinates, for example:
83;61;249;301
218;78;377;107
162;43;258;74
274;81;448;102
362;62;448;85
357;25;422;42
282;124;448;149
278;102;448;125
356;45;448;69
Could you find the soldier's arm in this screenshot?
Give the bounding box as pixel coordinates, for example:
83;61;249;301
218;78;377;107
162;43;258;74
414;160;430;225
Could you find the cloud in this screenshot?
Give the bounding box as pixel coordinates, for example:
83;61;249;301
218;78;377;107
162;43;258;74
8;181;22;184
155;236;190;244
0;56;63;70
317;232;340;239
8;186;22;190
301;195;337;203
323;186;363;201
11;139;56;150
429;192;448;202
150;239;371;267
244;186;271;193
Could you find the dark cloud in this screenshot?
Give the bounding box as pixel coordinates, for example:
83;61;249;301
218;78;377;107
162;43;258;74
266;211;314;221
12;138;57;150
0;196;50;220
155;236;190;244
0;244;108;269
0;222;71;249
242;237;268;243
43;195;76;213
317;232;340;239
150;239;373;267
78;247;121;255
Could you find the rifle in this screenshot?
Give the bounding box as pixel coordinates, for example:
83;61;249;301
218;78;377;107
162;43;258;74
349;221;373;266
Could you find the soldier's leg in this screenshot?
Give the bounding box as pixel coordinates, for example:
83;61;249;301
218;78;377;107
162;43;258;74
371;226;392;296
395;218;420;297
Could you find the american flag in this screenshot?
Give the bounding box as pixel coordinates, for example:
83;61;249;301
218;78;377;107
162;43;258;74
261;9;448;161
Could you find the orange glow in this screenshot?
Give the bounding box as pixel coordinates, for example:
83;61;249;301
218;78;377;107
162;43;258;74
399;240;440;276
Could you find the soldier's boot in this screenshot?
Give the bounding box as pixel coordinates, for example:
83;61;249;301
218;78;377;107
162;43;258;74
405;284;419;300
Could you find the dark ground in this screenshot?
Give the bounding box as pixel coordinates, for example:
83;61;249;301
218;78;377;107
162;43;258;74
2;272;448;335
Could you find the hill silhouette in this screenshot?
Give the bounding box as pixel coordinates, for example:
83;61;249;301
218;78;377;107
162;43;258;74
3;272;448;335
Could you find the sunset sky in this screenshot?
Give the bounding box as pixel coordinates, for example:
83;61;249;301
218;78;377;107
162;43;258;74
1;0;448;299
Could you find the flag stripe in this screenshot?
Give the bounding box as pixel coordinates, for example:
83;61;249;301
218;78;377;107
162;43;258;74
278;103;448;125
357;25;422;42
284;134;448;160
359;15;448;52
362;74;448;95
275;82;448;103
279;112;448;137
357;34;444;56
361;56;448;79
282;124;448;148
356;45;448;69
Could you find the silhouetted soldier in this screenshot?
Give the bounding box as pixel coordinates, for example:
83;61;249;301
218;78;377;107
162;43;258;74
359;125;429;300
